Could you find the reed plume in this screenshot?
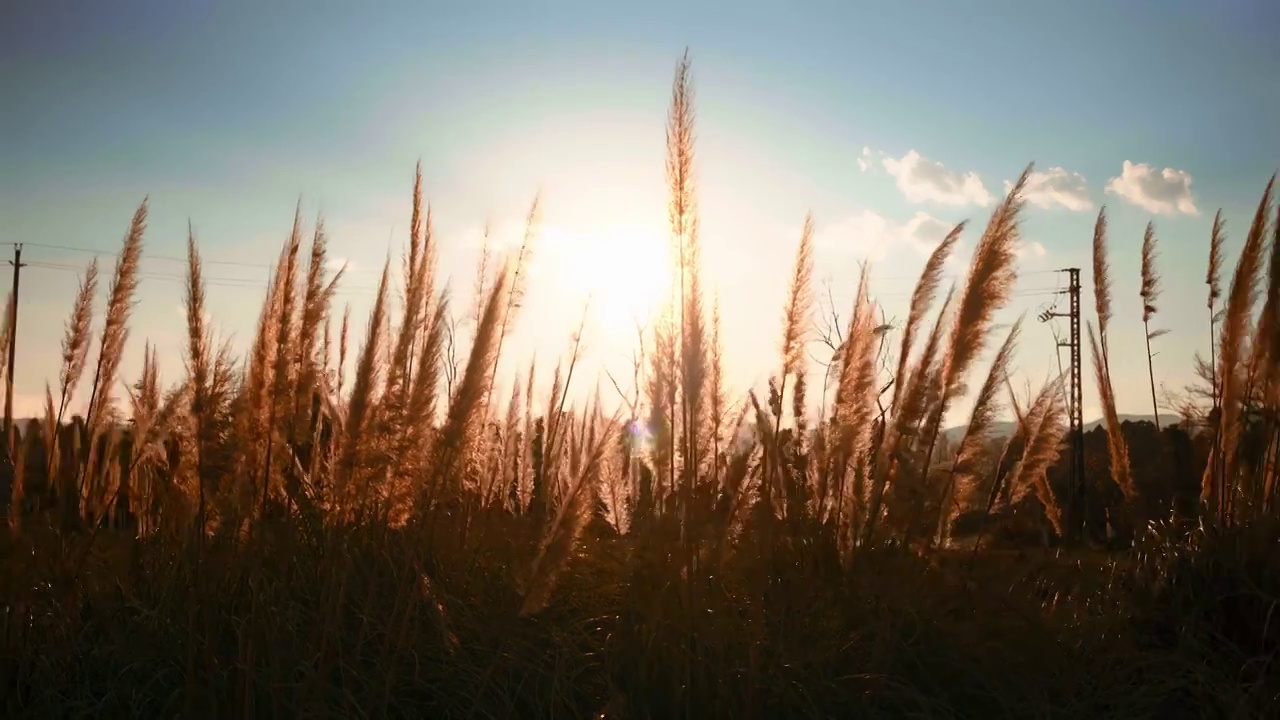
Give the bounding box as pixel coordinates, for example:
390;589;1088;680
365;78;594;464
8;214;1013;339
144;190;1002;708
425;262;511;507
185;227;213;530
1140;222;1163;429
863;285;955;544
401;294;449;463
1207;210;1226;404
779;214;815;384
78;199;146;517
891;222;962;414
487;193;541;408
58;259;98;422
830;266;878;539
50;259;98;478
241;263;282;477
708;298;727;488
337;305;350;399
1088;322;1135;502
408;160;424;280
472;221;493;327
519;403;615;616
667;50;708;495
909;167;1027;542
294;219;341;428
936;316;1022;544
1005;379;1067;536
1204;176;1274;521
771;213;815;480
338;260;391;508
385;207;432;415
939;168;1027;401
1091;207;1113;371
85;199;147;438
260;208;304;509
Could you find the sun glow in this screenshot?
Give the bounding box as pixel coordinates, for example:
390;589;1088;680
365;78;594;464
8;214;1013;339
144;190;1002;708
544;222;672;331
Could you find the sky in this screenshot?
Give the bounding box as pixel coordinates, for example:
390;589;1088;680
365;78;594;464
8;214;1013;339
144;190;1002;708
2;0;1279;427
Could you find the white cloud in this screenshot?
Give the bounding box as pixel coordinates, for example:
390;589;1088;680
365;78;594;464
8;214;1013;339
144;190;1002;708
1104;160;1198;216
857;146;873;172
881;150;993;207
813;209;957;263
1005;167;1092;211
327;257;355;273
1014;240;1048;259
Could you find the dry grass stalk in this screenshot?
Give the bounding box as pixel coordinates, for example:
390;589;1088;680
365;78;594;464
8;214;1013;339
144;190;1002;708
260;209;305;509
830;266;878;538
936;316;1022;544
79;199;146;517
646;309;678;502
337;305;350;399
904;168;1027;544
408;161;424;281
58;259;98;422
294;220;341;429
1088;322;1136;502
185;227;213;530
85;199;147;439
663;51;710;515
1207;210;1227;403
487;194;541;408
339;260;391;512
863;285;955;544
1257;203;1280;510
49;259;99;477
1140;222;1163;429
518;405;616;616
1006;379;1067;535
707;298;727;489
770;214;815;492
424;262;511;507
940;168;1027;401
779;214;815;384
1091;208;1113;367
891;222;963;414
472;221;493;327
1204;176;1274;520
238;251;288;505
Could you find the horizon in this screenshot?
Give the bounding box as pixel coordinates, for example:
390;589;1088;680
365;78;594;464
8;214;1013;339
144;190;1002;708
3;1;1279;427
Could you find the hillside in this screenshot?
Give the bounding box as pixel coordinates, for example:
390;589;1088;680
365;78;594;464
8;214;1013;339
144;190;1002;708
941;413;1184;444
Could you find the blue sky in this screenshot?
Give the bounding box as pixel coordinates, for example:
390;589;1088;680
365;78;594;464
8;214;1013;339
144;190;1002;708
2;0;1278;424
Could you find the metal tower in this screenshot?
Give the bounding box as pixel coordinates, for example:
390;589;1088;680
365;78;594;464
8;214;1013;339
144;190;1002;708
1038;268;1085;542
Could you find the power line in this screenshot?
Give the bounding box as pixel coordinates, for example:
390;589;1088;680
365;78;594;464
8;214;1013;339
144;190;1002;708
23;259;385;295
17;241;275;270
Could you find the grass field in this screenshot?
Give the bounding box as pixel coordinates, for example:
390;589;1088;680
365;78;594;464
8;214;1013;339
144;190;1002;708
2;54;1279;719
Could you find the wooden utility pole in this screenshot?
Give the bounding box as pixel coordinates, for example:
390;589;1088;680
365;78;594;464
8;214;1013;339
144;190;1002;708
0;243;22;525
4;243;23;453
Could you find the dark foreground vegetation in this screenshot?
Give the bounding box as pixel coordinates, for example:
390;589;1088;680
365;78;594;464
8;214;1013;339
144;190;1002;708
2;55;1278;718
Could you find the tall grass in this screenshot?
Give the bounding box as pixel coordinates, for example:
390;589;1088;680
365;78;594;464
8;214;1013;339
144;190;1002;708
1;54;1278;719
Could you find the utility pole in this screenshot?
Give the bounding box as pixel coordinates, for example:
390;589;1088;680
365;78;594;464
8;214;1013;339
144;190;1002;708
0;243;21;524
1038;268;1084;543
4;243;22;453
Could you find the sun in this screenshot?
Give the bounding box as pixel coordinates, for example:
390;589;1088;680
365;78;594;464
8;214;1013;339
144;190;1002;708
547;222;672;331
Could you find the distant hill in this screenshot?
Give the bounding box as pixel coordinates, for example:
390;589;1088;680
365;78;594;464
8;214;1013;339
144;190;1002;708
941;413;1182;444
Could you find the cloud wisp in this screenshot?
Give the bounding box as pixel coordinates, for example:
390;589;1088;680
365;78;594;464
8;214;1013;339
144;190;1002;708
1104;160;1198;216
881;150;993;207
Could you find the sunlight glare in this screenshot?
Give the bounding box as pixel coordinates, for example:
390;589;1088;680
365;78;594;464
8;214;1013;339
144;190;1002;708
545;222;671;331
